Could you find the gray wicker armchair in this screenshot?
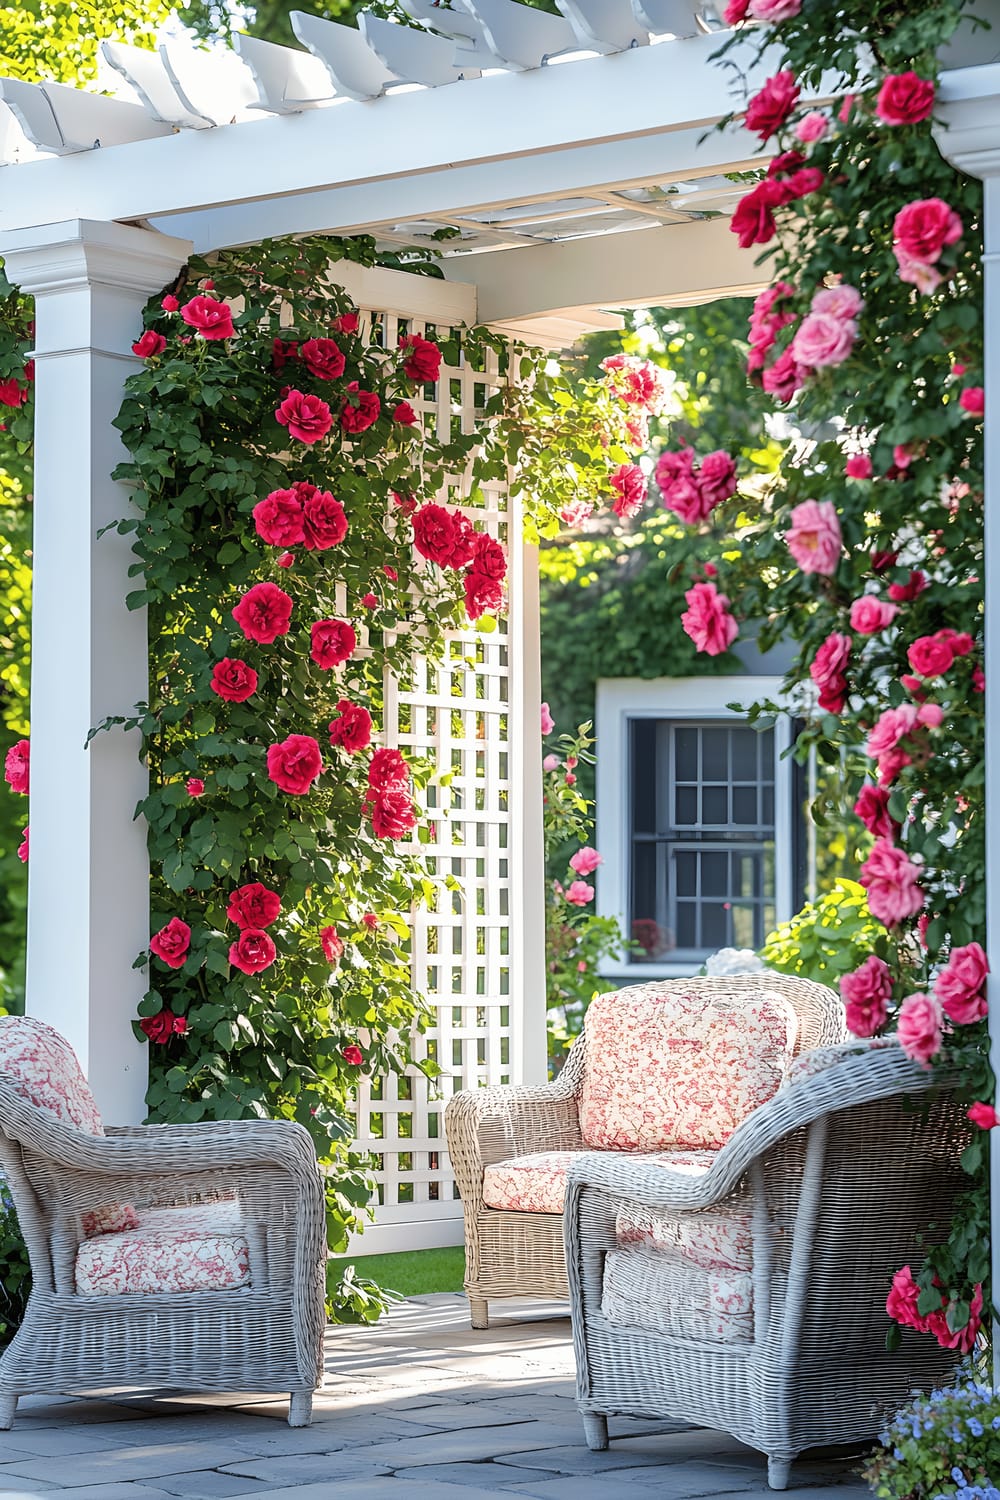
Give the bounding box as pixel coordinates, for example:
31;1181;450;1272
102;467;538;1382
0;1016;326;1428
564;1044;968;1490
445;974;845;1328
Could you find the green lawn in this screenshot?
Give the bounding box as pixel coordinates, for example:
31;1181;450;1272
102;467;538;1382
332;1244;465;1297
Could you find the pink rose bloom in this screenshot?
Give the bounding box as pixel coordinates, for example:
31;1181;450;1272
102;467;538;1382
697;450;738;510
907;634;955;677
723;0;749;19
860;838;924;927
749;0;801;15
542;754;561;772
809;631;851;713
893;247;944;295
4;738;29;795
896;993;943;1067
845;453;872;479
791;312;857;368
840;954;892;1037
186;778;205;798
811;284;864;321
935;940;988;1024
893;198;962;265
855;783;895;839
681;581;739;657
889;569;929;603
609;463;647;520
744;70;800;142
559;499;593;528
761;349;806;403
570;846;602;876
886;1265;924;1330
785;499;842;575
16;826;28;863
917;702;943;728
927;1286;984;1354
849;596;898;635
968;1102;999;1130
866;705;919;781
795;110;829;143
959;385;985;417
541;703;554;736
566;880;595;906
876;72;935;127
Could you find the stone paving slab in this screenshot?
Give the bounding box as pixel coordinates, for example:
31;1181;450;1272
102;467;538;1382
0;1294;876;1499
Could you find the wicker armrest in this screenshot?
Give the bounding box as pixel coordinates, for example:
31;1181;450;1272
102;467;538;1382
445;1079;582;1208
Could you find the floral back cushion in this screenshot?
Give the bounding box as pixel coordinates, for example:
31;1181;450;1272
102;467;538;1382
0;1015;104;1135
782;1034;899;1088
579;989;798;1151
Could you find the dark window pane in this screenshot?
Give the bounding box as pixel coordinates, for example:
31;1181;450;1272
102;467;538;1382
675;786;698;826
737;854;759;897
762;786;774;827
675;726;698;781
631;719;657;834
701;851;728;897
702;786;728;825
701;728;728;781
730;727;757;780
759;728;775;777
630;840;657;926
675;901;698;949
675;850;697;896
731;904;757;948
732;786;758;826
701;903;727;948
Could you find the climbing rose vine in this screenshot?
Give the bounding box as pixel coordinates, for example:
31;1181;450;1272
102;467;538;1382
677;0;990;1353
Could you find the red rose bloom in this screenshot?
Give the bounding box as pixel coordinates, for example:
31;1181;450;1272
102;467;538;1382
412;504;459;566
340;383;381;433
464;568;504;621
140;1009;186;1044
383;565;398;581
232;582;293;644
210;658;258;703
300;485;348;550
4;738;29;794
0;378;27;408
893;198;963;265
310;618;357;669
392;491;417;517
876;72;935;127
276;389;334;444
368;746;409;791
362;913;379;930
329;699;373;752
744;70;799;141
320;925;344;966
342;1044;364;1066
366;787;417;840
399;334;442;383
854;783;896;839
960;385;985;417
333;312;359;334
730;178;789;249
150;917;191;970
253;489;306;547
180;295;235;341
907;635;955;677
132;330;166;359
888;569;928;602
300;337;346;381
809;632;851;714
227;882;281;930
17;825;28;863
277;551;295;568
229;928;277;975
393;401;418;425
161;295;179;312
361;591;378;609
272;337;299;370
186;778;205;797
267;734;323;795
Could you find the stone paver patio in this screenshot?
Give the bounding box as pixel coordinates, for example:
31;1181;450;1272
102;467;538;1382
0;1296;873;1500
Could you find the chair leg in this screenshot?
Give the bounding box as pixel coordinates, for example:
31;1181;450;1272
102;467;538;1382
469;1295;489;1329
0;1393;17;1430
767;1456;791;1490
288;1390;313;1427
582;1412;608;1451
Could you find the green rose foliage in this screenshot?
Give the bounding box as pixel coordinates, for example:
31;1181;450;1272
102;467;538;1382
107;235;518;1315
760;880;880;987
700;2;989;1335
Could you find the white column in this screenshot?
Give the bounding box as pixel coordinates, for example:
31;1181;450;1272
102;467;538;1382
0;219;191;1123
935;64;1000;1382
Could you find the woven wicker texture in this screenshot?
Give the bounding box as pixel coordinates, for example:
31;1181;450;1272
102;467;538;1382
0;1018;327;1428
444;973;846;1327
564;1045;968;1490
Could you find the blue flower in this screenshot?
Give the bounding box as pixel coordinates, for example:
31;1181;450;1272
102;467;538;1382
992;1416;1000;1430
956;1469;970;1485
969;1418;985;1437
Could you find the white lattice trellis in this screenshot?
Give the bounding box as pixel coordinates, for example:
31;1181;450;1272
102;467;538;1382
344;279;545;1252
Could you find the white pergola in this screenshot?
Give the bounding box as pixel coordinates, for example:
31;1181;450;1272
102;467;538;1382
0;2;994;1258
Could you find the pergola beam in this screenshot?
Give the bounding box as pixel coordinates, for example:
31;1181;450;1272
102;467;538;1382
454;218;764;325
0;33;777;234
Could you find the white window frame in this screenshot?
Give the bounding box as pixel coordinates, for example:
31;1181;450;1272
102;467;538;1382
595;676;795;980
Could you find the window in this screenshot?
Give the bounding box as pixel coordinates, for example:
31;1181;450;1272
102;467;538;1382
596;678;800;977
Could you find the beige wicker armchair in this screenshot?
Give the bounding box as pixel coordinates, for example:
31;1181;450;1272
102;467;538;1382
0;1016;326;1428
564;1043;968;1490
445;974;845;1328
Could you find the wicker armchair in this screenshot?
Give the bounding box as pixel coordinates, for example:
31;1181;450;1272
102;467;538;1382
445;974;845;1328
0;1016;326;1428
564;1043;968;1490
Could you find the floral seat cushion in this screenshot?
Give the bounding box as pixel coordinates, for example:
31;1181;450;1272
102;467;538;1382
75;1200;251;1296
0;1016;136;1237
578;989;798;1152
482;1148;718;1215
602;1242;753;1345
615;1203;753;1272
782;1035;900;1088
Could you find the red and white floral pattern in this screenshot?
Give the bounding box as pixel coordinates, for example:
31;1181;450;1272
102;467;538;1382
75;1201;251;1296
615;1204;753;1271
81;1204;141;1239
482;1147;719;1214
602;1243;753;1344
782;1034;899;1088
579;990;798;1151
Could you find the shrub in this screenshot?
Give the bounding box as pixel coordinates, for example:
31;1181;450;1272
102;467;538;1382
760;879;880;989
863;1373;1000;1499
0;1181;30;1344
